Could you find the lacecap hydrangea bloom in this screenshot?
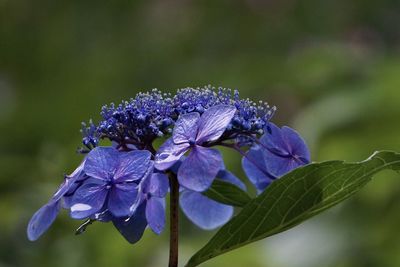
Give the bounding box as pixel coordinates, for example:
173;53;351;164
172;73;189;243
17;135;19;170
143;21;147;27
27;86;310;244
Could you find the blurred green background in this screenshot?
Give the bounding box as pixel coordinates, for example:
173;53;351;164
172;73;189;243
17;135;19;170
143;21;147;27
1;0;400;266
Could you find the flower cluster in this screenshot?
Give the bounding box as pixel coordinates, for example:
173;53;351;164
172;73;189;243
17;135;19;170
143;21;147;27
81;89;175;151
80;86;276;152
28;86;310;244
172;87;275;136
28;148;162;243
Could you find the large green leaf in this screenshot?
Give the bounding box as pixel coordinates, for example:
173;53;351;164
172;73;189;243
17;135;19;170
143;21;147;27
186;151;400;267
202;180;251;207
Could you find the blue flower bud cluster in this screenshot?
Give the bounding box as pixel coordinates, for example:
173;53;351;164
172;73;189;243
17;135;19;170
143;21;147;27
174;86;276;139
82;89;175;151
80;120;100;151
81;86;276;151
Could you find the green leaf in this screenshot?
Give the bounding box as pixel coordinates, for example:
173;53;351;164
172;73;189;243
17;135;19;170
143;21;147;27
202;180;251;207
186;151;400;267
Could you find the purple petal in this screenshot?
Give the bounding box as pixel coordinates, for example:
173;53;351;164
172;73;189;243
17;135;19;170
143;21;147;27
114;150;153;182
27;201;61;241
62;181;84;209
53;180;76;204
113;203;147;244
155;138;190;171
263;149;305;177
281;126;311;163
145;197;166;235
70;180;108;219
216;169;246;191
261;122;290;156
67;159;87;180
129;191;147;216
173;112;200;144
178;146;223;192
54;160;87;203
107;183;139;217
84;147;120;180
242;145;275;192
141;172;169;198
196;105;236;144
180;190;233;230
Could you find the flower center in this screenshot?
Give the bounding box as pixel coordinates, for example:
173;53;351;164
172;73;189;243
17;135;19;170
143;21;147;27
106;171;117;189
188;138;196;146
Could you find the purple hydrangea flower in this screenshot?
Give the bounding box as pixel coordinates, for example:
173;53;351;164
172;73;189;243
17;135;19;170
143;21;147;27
70;147;153;219
27;147;156;243
242;122;311;192
155;105;236;192
76;147;163;242
28;86;312;247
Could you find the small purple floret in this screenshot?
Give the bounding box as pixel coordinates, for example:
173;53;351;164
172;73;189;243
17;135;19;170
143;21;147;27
155;105;236;192
243;123;310;192
80;86;275;151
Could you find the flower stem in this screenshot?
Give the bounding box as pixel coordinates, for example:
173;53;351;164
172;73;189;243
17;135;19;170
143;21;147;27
168;173;179;267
